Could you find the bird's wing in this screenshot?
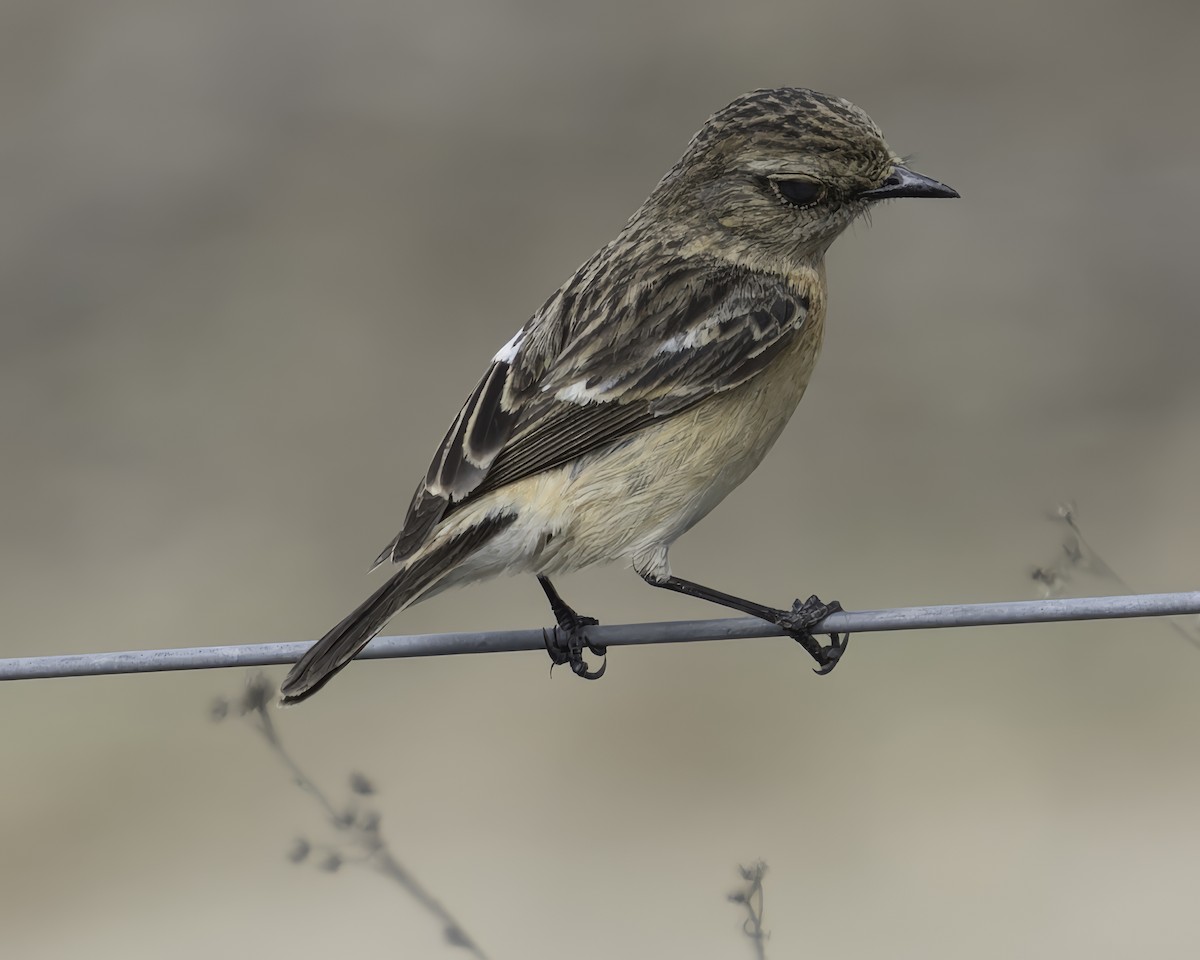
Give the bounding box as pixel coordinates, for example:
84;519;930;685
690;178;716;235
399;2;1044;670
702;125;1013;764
376;260;811;565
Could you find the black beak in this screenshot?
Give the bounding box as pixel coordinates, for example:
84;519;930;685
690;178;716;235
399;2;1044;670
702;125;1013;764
860;165;959;200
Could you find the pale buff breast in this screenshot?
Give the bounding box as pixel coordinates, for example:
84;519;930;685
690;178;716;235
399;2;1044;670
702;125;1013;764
551;306;825;578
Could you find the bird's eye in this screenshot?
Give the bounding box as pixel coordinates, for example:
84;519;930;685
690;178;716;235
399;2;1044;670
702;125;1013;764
770;178;824;209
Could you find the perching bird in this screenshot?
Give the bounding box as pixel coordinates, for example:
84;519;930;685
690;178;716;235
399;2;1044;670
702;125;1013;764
280;87;957;704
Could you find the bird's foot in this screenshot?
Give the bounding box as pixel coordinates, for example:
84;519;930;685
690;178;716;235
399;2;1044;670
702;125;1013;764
538;575;606;680
775;595;849;675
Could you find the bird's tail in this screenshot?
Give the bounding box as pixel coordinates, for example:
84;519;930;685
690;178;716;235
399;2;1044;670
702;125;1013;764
279;513;516;705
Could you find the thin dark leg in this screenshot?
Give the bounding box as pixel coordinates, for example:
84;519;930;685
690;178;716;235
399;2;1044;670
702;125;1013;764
537;574;606;680
640;573;849;675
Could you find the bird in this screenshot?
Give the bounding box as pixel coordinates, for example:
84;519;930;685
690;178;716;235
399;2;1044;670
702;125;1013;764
280;87;958;704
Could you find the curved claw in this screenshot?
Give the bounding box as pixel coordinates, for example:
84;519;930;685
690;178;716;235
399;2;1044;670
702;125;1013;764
812;632;849;675
779;595;851;676
571;653;607;680
543;625;608;680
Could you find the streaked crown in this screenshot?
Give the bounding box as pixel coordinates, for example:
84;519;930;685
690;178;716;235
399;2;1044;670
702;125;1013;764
640;88;951;265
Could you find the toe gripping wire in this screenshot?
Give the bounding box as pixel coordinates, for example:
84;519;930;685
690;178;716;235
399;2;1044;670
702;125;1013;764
538;575;607;680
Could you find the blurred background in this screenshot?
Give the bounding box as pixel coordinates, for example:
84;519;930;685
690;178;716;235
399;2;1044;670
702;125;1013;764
3;1;1199;957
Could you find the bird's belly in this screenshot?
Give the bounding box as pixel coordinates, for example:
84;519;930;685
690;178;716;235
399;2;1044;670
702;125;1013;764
541;343;818;574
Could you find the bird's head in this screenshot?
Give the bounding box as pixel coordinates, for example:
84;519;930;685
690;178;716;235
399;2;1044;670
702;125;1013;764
647;88;958;266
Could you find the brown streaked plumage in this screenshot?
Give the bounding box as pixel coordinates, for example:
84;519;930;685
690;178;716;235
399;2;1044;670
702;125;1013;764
280;87;957;704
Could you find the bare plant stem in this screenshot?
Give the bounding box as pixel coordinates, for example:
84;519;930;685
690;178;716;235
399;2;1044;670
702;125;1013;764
730;861;769;960
1047;505;1200;653
222;675;491;960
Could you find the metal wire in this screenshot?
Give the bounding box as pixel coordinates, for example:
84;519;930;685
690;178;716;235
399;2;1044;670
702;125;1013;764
1;591;1197;682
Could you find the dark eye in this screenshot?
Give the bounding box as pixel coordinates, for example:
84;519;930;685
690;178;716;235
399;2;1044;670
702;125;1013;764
771;178;823;209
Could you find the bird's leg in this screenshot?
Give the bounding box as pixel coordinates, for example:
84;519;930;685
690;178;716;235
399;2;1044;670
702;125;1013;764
537;574;606;680
640;573;849;674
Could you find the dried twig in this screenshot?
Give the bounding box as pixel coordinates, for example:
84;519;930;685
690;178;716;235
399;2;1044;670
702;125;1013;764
729;861;770;960
1032;502;1200;652
211;673;490;959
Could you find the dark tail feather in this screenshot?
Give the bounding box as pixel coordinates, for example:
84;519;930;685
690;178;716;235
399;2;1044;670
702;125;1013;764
280;568;419;704
279;513;516;705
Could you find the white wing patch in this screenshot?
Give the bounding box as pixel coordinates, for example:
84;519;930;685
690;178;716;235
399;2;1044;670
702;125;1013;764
653;316;728;355
492;327;527;363
552;377;619;404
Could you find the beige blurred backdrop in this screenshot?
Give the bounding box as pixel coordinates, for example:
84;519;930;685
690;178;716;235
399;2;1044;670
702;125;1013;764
3;1;1199;957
